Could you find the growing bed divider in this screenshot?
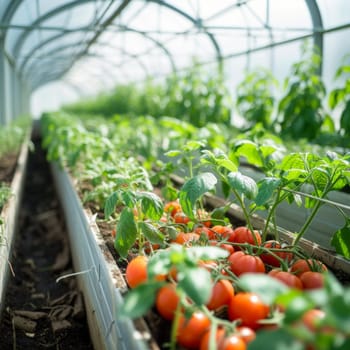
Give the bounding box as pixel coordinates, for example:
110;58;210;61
51;162;156;350
0;136;30;316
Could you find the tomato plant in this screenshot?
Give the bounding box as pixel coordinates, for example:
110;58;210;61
155;283;180;321
290;259;327;277
260;240;293;267
268;270;303;290
173;232;200;245
232;226;261;246
300;271;324;290
210;225;236;242
236;326;256;344
228;292;269;329
164;200;182;217
301;308;326;332
200;327;247;350
228;251;265;276
176;311;211;349
206;279;235;311
125;255;149;288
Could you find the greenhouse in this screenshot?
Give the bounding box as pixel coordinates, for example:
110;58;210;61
0;1;350;349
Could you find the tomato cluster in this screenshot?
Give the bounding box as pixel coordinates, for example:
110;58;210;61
123;200;331;350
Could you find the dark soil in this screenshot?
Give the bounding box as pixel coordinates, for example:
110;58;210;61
0;135;94;349
0;152;18;184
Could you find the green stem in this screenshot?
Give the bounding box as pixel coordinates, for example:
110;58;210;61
170;290;184;350
292;199;322;247
231;188;256;242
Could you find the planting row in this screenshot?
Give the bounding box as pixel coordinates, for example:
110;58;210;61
0;117;31;317
63;41;350;147
40;112;350;350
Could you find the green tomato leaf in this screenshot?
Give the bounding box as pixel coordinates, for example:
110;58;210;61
237;274;288;305
138;191;164;220
104;191;118;219
119;190;137;208
183;140;205;152
179;172;217;219
248;328;303;350
177;266;212;305
340;100;350;131
234;140;263;167
256;177;281;206
115;208;138;258
331;221;350;259
283;294;315;324
227;171;258;200
120;281;163;319
165;149;182;157
138;222;165;245
147;250;172;279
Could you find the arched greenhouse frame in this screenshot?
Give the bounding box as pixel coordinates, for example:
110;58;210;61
0;1;350;349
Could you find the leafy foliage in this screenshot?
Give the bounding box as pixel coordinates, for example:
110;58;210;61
278;41;328;140
236;68;278;129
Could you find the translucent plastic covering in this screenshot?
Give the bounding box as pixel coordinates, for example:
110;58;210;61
0;0;350;120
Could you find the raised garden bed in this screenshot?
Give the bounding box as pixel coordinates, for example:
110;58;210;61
40;111;350;350
0;134;29;315
51;162;155;350
51;161;350;350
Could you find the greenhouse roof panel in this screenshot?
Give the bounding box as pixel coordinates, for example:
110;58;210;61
1;0;350;95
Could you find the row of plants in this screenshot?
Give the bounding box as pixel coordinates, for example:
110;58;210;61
63;41;350;147
0;116;31;238
41;111;350;350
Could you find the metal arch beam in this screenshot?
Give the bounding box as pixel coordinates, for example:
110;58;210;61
111;24;177;73
13;0;131;88
147;0;223;69
305;0;323;74
19;22;177;78
24;43;150;86
11;0;114;57
19;33;94;76
1;0;23;27
2;0;95;45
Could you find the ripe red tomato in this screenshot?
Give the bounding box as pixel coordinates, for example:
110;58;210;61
268;270;303;289
164;201;182;217
236;326;256;344
155;283;180;321
220;334;247;350
174;211;191;225
200;328;226;350
290;259;327;277
228;251;265;276
174;232;200;245
228;292;269;330
200;328;247;350
302;309;326;331
125;255;148;288
206;279;235;311
260;240;293;267
232;226;261;246
176;311;211;349
209;241;235;255
300;271;324;290
210;225;236;242
194;226;212;238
